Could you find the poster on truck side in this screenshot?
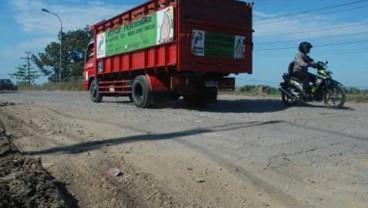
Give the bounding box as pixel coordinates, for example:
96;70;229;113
191;29;246;60
96;6;174;59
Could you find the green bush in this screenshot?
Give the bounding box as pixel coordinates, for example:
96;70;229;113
345;87;368;103
231;85;368;103
236;85;280;96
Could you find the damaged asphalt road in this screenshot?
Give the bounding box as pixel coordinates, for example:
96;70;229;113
0;91;368;208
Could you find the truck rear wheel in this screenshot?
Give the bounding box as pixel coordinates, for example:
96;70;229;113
90;80;102;103
132;75;152;108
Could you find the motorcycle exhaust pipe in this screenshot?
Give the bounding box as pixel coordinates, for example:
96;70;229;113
279;88;296;100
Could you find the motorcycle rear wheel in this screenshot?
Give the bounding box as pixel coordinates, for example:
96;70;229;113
281;86;298;106
323;84;346;109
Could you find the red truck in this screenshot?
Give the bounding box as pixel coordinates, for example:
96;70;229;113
83;0;253;108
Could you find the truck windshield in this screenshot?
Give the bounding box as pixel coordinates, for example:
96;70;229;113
85;43;94;62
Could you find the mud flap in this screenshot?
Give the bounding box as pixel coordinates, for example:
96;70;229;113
145;74;169;106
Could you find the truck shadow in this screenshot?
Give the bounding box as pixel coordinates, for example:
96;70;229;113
195;99;354;113
24;120;282;156
100;97;288;113
169;98;288;113
23;116;366;157
102;98;354;113
0;91;18;94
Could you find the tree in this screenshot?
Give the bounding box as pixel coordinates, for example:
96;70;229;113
33;26;91;82
10;52;41;85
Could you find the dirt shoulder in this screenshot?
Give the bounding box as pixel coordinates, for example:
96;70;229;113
0;125;77;208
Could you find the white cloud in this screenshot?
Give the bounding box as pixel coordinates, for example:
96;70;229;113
11;0;133;35
1;0;135;79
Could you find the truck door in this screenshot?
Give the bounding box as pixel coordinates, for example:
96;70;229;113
84;42;95;82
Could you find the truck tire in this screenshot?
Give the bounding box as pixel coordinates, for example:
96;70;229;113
132;75;152;108
90;80;103;103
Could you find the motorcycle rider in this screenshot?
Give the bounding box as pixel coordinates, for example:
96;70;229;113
291;42;318;94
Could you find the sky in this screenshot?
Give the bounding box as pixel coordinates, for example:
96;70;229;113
0;0;367;88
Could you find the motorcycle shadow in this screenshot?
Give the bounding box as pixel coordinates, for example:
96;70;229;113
294;102;354;111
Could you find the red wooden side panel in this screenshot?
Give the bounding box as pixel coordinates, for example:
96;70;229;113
112;56;120;73
178;0;253;74
122;55;130;70
168;44;177;65
105;58;112;73
132;51;145;70
93;0;179;75
147;48;155;68
91;0;252;75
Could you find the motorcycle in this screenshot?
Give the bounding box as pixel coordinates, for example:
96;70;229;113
279;61;346;108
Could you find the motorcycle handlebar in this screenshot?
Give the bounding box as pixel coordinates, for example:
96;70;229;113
315;61;328;70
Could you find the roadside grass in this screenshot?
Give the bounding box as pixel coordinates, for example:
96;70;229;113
16;82;368;103
345;87;368;103
17;80;84;91
221;85;280;98
224;85;368;103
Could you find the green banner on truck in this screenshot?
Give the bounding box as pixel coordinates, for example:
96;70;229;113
191;30;245;59
97;6;174;59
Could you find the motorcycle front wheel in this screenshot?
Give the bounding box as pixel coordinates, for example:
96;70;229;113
323;84;346;109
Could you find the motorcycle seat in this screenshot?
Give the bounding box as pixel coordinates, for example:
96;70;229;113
290;75;300;81
283;73;300;81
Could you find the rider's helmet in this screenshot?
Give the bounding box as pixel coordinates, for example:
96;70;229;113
298;42;313;54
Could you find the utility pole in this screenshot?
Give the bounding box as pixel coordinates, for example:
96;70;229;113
21;52;32;85
10;52;40;85
42;8;63;83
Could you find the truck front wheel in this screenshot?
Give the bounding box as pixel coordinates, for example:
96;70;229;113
132;75;152;108
90;79;102;103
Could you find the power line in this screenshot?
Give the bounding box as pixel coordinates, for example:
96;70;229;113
255;4;368;25
256;22;368;37
255;39;368;51
318;50;368;55
256;31;368;45
313;39;368;47
255;0;368;22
